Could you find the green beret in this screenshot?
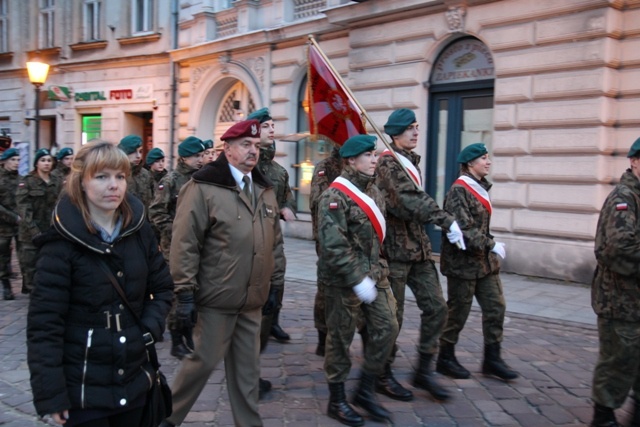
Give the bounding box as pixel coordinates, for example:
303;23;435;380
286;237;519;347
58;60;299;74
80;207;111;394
145;147;165;165
247;108;272;123
118;135;142;154
203;139;213;149
178;136;206;158
34;148;51;167
384;109;416;136
56;147;74;160
457;143;489;164
339;135;377;159
0;148;18;161
627;137;640;158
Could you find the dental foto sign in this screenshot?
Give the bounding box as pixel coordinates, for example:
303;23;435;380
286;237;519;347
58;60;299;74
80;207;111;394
74;84;153;103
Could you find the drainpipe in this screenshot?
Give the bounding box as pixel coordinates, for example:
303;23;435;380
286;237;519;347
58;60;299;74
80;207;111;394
168;0;179;171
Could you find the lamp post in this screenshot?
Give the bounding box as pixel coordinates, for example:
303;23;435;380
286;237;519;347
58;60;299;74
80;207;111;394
26;59;50;149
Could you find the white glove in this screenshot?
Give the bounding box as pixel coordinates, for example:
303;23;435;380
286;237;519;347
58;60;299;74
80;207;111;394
491;241;506;259
353;277;377;304
446;221;466;250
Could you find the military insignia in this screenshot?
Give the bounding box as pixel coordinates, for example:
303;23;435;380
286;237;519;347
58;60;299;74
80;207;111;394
18;182;24;187
266;207;273;215
251;124;258;135
158;184;164;191
329;202;338;210
616;203;628;211
318;170;325;176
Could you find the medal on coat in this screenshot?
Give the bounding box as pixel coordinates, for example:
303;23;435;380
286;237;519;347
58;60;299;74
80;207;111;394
455;175;492;214
329;176;386;244
380;149;422;187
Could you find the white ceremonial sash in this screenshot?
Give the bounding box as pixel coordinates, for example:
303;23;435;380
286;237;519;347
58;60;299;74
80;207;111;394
380;149;422;187
330;176;386;244
455;175;492;214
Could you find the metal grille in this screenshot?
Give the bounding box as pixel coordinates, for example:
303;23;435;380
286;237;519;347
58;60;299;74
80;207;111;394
219;91;237;122
216;16;238;38
247;98;256;116
293;0;326;20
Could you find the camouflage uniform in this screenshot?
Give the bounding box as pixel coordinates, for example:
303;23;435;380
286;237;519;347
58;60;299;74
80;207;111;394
0;167;20;280
16;172;61;293
591;168;640;409
317;166;398;383
375;144;453;360
127;163;155;207
310;147;342;334
150;168;168;185
50;163;70;190
257;144;295;343
439;172;504;346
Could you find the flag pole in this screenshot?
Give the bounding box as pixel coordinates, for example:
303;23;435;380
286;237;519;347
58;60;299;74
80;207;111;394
307;35;420;191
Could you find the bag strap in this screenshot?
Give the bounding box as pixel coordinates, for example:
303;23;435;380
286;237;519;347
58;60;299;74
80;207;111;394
95;257;161;370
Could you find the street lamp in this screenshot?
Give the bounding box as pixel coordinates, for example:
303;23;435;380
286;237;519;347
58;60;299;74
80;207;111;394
26;59;50;150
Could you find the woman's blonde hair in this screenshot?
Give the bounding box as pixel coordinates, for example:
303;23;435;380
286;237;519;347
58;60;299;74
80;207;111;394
66;140;133;233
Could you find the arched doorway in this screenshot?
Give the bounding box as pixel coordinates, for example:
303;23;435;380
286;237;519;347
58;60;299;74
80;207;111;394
426;37;495;251
199;79;256;143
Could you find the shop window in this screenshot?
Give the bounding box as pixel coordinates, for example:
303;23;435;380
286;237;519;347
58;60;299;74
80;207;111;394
132;0;154;34
40;0;55;49
0;0;8;53
82;115;101;144
83;0;101;41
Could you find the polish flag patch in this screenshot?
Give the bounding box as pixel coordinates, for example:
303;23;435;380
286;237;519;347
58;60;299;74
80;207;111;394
329;202;338;210
318;170;325;176
616;203;628;211
158;184;164;191
18;182;24;187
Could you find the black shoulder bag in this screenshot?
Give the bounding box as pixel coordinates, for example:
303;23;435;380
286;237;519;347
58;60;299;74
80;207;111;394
96;259;172;427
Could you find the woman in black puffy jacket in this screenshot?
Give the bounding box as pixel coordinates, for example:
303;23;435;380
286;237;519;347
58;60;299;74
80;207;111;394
27;140;173;427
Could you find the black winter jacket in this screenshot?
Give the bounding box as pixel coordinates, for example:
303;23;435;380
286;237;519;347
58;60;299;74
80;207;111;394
27;193;173;417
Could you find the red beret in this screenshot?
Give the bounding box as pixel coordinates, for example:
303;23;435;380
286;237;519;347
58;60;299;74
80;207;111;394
220;119;261;141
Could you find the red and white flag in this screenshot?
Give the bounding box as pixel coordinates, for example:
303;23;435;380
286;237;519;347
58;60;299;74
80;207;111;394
307;43;367;146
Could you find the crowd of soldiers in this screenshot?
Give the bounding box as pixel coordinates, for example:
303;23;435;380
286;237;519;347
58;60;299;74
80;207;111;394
1;105;638;427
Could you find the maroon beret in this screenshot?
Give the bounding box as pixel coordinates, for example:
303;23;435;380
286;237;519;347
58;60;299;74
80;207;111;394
220;119;261;141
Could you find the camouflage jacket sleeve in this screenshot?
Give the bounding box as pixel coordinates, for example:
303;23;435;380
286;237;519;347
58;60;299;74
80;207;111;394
0;203;18;225
376;155;454;229
148;174;175;235
317;190;367;288
16;177;40;239
269;211;286;292
443;184;495;253
310;169;332;240
279;168;296;213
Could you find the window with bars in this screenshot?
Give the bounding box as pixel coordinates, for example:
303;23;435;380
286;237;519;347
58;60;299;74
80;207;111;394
219;91;238;122
40;0;55;49
0;0;7;53
293;0;326;20
83;0;101;41
132;0;154;34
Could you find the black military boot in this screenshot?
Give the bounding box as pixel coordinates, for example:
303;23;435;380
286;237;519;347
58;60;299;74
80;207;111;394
482;342;518;381
2;279;14;301
170;330;192;360
316;330;326;357
590;403;620;427
327;382;364;427
270;310;290;342
259;378;272;400
376;363;413;401
352;371;392;422
436;342;471;379
413;353;450;401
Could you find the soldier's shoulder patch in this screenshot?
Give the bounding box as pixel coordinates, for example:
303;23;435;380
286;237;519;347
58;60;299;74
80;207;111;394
616;202;628;211
18;182;24;187
329;201;339;210
318;170;325;176
158;184;164;191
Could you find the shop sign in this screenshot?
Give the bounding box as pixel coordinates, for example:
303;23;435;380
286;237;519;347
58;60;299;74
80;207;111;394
74;84;153;103
431;39;495;84
48;85;71;102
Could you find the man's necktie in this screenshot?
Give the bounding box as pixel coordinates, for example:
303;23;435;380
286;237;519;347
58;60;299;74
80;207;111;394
242;175;252;206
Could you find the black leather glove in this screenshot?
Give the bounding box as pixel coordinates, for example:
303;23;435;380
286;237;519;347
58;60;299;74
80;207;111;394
262;287;278;316
176;292;197;328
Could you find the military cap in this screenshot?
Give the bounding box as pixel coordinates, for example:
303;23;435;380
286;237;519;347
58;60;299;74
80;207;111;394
33;148;51;167
221;119;261;142
203;139;214;149
145;147;165;165
339;134;377;159
247;108;272;124
384;108;417;136
627;137;640;158
118;135;143;154
0;148;18;161
457;143;489;164
178;136;206;158
56;147;74;160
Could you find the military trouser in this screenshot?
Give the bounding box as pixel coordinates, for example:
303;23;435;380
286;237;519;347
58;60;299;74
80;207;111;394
0;236;18;279
324;283;398;383
592;317;640;408
387;259;447;362
314;279;328;333
440;273;505;346
17;240;38;293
